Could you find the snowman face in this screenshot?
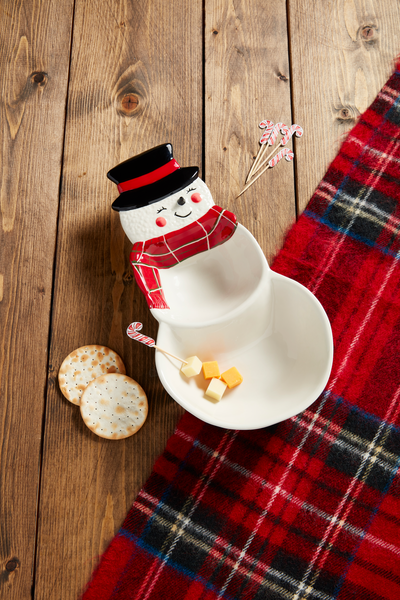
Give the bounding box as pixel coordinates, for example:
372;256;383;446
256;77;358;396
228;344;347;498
119;177;215;244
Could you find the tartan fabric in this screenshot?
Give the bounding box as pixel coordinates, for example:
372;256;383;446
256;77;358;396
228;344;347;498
130;206;237;309
82;63;400;600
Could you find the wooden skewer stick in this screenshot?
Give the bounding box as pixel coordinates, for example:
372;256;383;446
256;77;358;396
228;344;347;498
237;147;295;198
246;120;275;183
237;164;271;198
251;144;282;176
246;143;266;183
154;346;187;364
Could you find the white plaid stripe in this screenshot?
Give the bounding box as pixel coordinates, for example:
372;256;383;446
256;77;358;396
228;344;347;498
333;193;400;234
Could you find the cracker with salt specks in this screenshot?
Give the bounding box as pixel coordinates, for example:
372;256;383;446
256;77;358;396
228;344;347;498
58;345;126;405
80;373;148;439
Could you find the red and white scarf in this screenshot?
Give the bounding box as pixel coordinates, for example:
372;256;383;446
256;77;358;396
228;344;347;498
130;206;237;309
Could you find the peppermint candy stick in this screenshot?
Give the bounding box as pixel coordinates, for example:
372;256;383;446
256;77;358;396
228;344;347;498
259;120;275;143
258;119;273;129
267;122;290;146
281;123;303;145
127;322;187;363
237;147;294;198
245;120;274;183
269;147;294;167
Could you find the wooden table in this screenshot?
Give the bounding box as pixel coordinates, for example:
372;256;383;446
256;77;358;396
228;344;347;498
1;1;399;598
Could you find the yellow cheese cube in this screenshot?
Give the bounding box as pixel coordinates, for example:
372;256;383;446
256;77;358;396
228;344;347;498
221;366;243;389
205;378;227;402
202;361;220;380
181;356;202;378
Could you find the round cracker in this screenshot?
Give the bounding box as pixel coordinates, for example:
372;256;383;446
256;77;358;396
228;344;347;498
58;345;126;405
80;373;148;439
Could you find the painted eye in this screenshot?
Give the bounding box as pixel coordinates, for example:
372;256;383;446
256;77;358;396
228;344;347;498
187;187;196;193
157;206;167;214
191;193;202;203
156;217;167;227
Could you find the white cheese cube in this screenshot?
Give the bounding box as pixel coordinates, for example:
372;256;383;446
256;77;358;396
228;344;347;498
205;378;227;402
181;355;202;378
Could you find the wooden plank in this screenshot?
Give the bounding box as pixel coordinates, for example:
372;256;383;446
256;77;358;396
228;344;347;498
0;0;74;598
205;0;297;262
34;1;202;597
289;0;400;213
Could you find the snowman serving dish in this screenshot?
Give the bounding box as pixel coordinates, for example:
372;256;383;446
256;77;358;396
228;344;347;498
108;144;333;430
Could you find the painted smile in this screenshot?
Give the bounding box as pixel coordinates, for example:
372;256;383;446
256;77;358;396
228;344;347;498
174;210;192;218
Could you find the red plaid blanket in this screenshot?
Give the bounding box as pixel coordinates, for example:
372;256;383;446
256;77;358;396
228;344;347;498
130;206;237;309
82;63;400;599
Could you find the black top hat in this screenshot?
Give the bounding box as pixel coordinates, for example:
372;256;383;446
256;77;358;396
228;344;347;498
107;143;199;211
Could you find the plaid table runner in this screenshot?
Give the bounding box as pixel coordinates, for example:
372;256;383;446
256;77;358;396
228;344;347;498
82;63;400;600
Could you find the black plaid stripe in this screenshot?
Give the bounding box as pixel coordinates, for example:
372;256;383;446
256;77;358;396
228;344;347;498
324;182;398;245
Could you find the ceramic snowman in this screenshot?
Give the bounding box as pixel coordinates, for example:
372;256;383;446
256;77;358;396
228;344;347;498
107;143;334;429
108;143;272;352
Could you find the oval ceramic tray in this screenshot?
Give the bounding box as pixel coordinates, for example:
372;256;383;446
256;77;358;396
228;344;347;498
155;271;334;430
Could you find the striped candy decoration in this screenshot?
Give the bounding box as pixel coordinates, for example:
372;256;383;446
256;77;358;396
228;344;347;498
267;122;289;146
258;120;274;144
126;322;187;364
281;123;303;145
126;322;155;347
259;119;273;128
269;147;294;168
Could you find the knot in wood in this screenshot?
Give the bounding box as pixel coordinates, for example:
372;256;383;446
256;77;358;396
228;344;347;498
123;271;134;285
31;71;47;86
121;93;139;115
361;26;376;41
337;106;357;124
5;559;19;572
276;71;288;82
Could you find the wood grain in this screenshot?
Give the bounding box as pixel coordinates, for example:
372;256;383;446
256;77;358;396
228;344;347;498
0;0;74;597
289;0;400;213
34;1;202;597
205;0;297;262
1;0;399;598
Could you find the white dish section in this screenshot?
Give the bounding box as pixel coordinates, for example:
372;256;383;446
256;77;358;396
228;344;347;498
155;271;334;430
151;224;270;328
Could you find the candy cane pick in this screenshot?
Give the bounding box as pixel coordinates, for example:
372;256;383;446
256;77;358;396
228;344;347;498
127;322;187;364
245;120;274;183
248;122;289;182
268;147;295;167
281;123;303;145
250;121;285;178
267;122;290;146
252;123;302;175
236;148;294;198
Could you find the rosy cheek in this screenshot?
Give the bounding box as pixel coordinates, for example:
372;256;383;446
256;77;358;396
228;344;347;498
156;217;167;227
191;193;202;203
